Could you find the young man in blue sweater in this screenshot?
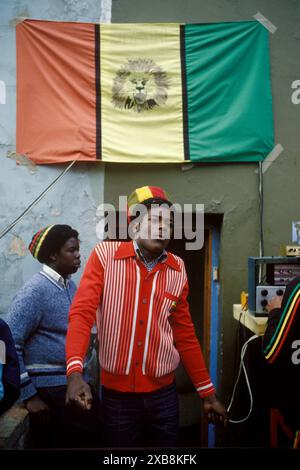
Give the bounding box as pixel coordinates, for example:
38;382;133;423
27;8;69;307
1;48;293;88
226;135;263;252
7;224;100;447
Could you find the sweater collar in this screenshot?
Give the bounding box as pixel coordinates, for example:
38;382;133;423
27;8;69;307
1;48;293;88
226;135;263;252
42;265;70;289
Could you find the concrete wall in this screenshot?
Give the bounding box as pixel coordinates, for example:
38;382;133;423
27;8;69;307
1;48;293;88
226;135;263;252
0;0;107;317
109;0;300;405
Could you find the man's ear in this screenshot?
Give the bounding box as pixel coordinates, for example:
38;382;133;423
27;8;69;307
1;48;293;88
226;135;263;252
131;222;140;241
49;252;57;262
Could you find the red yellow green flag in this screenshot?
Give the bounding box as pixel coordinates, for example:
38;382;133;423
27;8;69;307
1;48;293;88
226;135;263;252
16;20;274;164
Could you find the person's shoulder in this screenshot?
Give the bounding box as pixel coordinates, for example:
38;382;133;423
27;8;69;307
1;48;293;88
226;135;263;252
285;275;300;296
167;251;186;272
94;240;123;251
24;272;50;289
94;240;125;258
0;318;10;334
289;275;300;287
11;273;48;301
0;318;15;343
0;317;7;328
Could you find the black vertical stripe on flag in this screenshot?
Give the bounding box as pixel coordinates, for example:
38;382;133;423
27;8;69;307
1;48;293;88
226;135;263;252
180;25;190;161
95;24;101;160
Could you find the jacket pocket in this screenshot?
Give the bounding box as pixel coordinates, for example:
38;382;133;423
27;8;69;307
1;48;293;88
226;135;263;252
164;292;180;302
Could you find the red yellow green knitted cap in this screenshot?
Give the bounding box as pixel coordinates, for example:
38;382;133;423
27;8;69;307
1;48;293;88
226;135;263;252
28;224;79;264
127;186;172;217
28;225;55;260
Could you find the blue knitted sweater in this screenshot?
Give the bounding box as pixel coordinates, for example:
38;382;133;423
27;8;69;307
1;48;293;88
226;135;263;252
7;272;77;401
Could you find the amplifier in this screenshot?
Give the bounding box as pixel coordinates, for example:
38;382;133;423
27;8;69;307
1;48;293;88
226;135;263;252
248;256;300;316
255;285;286;315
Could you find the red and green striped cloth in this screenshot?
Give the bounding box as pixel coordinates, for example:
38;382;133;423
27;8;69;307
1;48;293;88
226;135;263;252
264;280;300;364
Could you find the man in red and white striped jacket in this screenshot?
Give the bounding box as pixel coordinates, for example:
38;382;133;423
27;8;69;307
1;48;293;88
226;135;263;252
66;186;227;447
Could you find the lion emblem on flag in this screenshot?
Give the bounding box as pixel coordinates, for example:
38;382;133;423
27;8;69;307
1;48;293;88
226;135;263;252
112;59;169;112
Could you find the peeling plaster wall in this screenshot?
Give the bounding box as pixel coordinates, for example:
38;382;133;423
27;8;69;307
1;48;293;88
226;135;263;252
109;0;300;411
0;0;107;316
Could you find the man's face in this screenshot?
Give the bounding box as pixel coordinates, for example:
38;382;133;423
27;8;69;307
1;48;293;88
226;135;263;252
135;205;174;254
51;237;81;276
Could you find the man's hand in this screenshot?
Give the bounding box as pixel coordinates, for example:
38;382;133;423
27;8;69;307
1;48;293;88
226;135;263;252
267;295;283;313
66;372;93;411
25;394;50;426
203;394;228;427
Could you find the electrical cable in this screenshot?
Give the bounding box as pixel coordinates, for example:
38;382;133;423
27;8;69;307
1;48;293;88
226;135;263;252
227;163;264;423
0;159;77;241
227;334;259;424
229;311;243;404
258;161;264;283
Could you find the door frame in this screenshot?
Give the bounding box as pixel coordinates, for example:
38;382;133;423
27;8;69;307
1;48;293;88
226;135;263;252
202;219;222;447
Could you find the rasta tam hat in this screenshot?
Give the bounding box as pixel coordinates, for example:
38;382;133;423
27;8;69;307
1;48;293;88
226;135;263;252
28;224;78;263
127;186;172;219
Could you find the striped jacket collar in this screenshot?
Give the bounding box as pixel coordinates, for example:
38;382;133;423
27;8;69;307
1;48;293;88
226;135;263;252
113;240;181;272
